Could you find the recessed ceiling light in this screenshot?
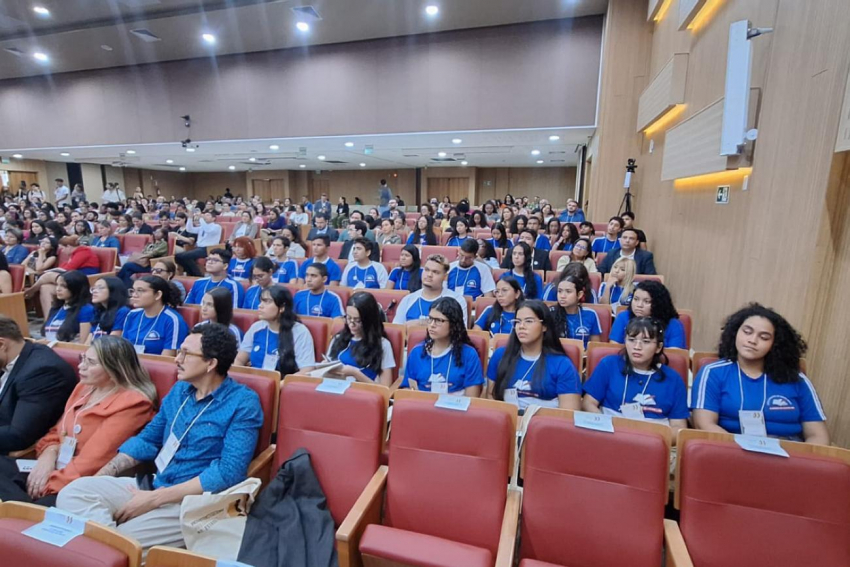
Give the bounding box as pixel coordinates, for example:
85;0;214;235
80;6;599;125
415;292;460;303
296;22;310;32
438;151;447;157
202;33;216;45
452;138;462;144
179;167;186;171
536;160;544;164
425;5;439;16
186;147;196;152
461;160;468;166
33;6;50;16
228;165;236;170
60;152;70;157
317;155;326;160
549;135;560;141
269;144;279;150
166;159;174;164
249;157;256;162
359;163;366;167
12;154;23;159
344;142;354;148
126;149;136;154
531;149;541;156
299;164;306;168
32;52;48;62
101;45;113;52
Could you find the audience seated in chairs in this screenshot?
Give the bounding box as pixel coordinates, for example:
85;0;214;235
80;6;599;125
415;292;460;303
87;276;132;342
610;280;687;349
386;244;423;292
116;227;169;287
326;292;395;387
124;276;189;357
393;254;467;326
25;235;100;318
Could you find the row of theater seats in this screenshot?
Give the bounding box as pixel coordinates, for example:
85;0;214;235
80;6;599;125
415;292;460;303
2;375;847;567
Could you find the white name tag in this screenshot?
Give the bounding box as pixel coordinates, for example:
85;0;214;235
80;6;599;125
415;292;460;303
435;395;470;412
429;374;449;394
620;402;644;420
22;507;87;547
504;388;519;406
16;459;37;473
574;411;615;433
316;378;351;395
454;286;466;295
354;281;365;289
216;561;255;567
734;435;789;458
155;432;181;473
133;344;146;354
57;436;77;470
739;410;767;437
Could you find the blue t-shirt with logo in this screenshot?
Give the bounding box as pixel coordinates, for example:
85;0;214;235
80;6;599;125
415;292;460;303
293;289;344;318
297;257;342;284
500;271;543;300
91;305;131;339
185;277;243;309
553;307;602;347
228;258;254;281
123;306;188;355
447;263;493;299
388;267;421;291
274;259;299;284
475;306;517;335
487;347;580;409
610;311;687;349
402;343;483;393
43;304;96;340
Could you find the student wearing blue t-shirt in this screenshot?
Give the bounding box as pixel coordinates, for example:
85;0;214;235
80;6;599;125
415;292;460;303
525;217;551;252
500;242;543;300
295;235;342;285
609;280;687;349
583;317;689;434
599;257;635;314
487;300;581;410
243;257;276;310
123;276;188;356
549;274;601;348
326;293;395;386
227;237;255;282
184;248;244;309
41;270;95;343
447;240;496;300
198;287;242;341
558;199;586;223
268;236;299;284
87;276;131;342
293;263;345;318
474;277;524;335
692;304;829;444
340;238;388;289
591;216;623;256
387;245;423;292
402;298;484;396
487;224;513;255
445;217;473;247
406;215;438;246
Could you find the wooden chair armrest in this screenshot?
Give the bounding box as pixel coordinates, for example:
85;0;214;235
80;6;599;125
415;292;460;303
147;545;216;566
664;519;693;567
336;465;388;567
8;444;37;459
494;488;522;567
388;377;404;394
247;445;276;485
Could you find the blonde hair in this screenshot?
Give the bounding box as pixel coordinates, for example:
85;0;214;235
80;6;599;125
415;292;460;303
92;336;158;406
611;257;636;300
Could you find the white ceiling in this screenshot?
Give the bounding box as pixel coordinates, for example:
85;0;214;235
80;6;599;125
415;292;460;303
0;0;609;80
3;127;594;172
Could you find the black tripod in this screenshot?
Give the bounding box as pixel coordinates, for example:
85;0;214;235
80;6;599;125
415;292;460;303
618;158;637;216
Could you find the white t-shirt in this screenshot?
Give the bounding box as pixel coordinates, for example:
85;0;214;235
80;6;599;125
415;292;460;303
239;320;316;371
393;288;468;326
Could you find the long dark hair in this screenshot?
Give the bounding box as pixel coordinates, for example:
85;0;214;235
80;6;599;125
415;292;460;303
486;276;524;330
411;215;437;245
494;300;566;401
490;223;510;249
628;280;679;328
138;275;182;308
329;292;387;374
450;217;471;238
718;303;807;384
550;274;588;338
619;317;670;379
421;297;471;368
400;244;422;292
470;210;489;228
92;276;128;334
205;287;235;328
556;223;579;250
510;215;528;236
44;270;91;341
265;285;301;376
511;242;538;299
558;261;593;302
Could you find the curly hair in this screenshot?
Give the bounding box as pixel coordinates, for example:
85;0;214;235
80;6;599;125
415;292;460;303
628;280;679;327
422;297;472;368
190;323;239;376
718;303;807;384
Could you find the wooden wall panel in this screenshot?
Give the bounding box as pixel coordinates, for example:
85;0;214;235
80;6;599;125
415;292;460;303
637;53;689;132
678;0;709;30
836;67;850;153
660;98;726;180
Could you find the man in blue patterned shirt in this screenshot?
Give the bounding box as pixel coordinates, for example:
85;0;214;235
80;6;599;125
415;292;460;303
57;324;263;550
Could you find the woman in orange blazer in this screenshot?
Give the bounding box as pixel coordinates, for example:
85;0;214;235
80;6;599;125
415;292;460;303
0;336;157;505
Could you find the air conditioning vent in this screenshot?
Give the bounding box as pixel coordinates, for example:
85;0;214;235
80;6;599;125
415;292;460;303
291;6;322;20
324;160;347;164
130;28;161;43
431;157;457;162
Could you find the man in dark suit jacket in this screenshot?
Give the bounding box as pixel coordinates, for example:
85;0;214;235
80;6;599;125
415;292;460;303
307;213;339;242
340;220;380;262
0;317;76;454
500;229;552;272
597;228;657;275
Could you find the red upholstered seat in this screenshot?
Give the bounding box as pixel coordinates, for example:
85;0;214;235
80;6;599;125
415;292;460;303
275;379;386;525
519;560;561;567
381;244;404;262
299;316;329;362
329;241;343;259
580;304;612;342
139;356;178;402
678;438;850;567
91;247;117;273
9;264;24;293
231;309;259;334
369;397;513;562
360;525;493;567
120;234;151;255
229;369;278;458
350;288;408;321
330;320;405;380
0;518;129;567
173;276;197;296
586;345;688;385
519;413;669;567
177;306;200;330
421;245;459;262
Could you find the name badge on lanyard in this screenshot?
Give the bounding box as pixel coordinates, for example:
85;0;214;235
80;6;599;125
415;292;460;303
620;402;644;420
57;436;77;469
504;388;519;406
739;410;767;437
155;433;181;473
429;375;449;394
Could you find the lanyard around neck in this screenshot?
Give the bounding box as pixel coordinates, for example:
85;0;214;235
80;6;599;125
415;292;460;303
737;363;767;412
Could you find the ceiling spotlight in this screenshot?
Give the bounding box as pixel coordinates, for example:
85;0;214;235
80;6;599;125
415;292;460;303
317;155;326;160
33;6;50;16
344;142;354;148
438;151;447;158
12;154;23;159
269;144;279;150
452;138;462;144
296;22;310;32
461;160;468;166
186;147;196;152
299;164;306;168
249;157;256;162
549;135;560;141
101;45;113;52
60;152;70;157
531;149;541;156
425;5;439;16
32;52;48;62
179;167;186;171
202;33;216;44
166;159;174;164
359;163;366;167
126;149;136;154
228;165;236;170
536;160;544;164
